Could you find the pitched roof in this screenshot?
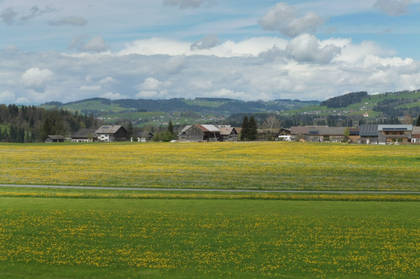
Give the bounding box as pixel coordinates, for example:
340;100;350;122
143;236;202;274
47;135;65;140
290;126;346;136
359;124;379;137
180;125;192;135
218;125;236;136
198;124;220;133
378;124;413;131
95;125;124;134
71;128;97;139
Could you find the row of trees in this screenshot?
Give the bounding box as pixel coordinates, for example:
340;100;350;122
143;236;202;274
0;105;99;142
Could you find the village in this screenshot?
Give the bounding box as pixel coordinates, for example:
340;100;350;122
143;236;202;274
45;123;420;145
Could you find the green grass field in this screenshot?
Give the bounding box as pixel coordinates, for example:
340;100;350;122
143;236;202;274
1;142;419;278
1;142;420;191
0;196;418;279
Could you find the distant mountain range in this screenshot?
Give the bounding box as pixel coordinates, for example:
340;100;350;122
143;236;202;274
41;89;420;126
43;97;319;115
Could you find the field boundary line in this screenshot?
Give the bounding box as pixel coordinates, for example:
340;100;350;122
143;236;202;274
1;184;420;195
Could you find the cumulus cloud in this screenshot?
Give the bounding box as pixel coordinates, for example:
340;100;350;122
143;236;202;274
101;92;127;100
374;0;412;16
48;16;88;26
191;35;221;50
286;34;341;64
119;37;287;57
137;77;171;99
1;36;420;103
21;68;53;90
163;0;214;9
259;3;324;37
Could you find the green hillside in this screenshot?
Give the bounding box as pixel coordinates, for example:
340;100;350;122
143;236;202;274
42;98;318;127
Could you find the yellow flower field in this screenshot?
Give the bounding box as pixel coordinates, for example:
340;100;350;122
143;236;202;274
1;142;420;191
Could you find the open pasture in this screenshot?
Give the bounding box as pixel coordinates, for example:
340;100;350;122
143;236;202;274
1;142;420;191
0;197;418;279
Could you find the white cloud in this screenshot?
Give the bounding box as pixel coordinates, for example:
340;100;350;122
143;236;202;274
191;35;220;50
99;76;116;84
80;85;101;91
21;68;53;90
0;90;15;104
101;92;127;100
374;0;412;16
137;77;170;99
1;35;420;104
286;34;341;64
163;0;214;9
119;37;287;57
259;3;324;37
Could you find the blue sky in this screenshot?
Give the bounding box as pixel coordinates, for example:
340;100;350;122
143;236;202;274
1;0;420;104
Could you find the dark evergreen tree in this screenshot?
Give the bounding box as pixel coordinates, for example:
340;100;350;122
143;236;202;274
416;115;420;126
127;121;134;138
168;120;174;136
248;116;258;141
240;116;249;141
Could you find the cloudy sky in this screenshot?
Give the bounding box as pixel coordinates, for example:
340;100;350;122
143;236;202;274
1;0;420;104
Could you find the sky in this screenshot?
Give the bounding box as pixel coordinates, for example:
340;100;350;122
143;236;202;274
1;0;420;104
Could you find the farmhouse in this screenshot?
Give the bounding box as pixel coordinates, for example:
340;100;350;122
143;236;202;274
45;135;65;143
290;126;347;142
95;125;128;142
411;127;420;143
136;131;154;142
178;124;221;142
218;125;239;141
71;129;97;143
378;124;412;144
359;124;379;144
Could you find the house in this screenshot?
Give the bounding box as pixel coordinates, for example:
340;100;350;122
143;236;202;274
277;128;292;141
95;125;128;142
218;125;239;141
71;129;97;143
257;129;280;141
348;128;360;143
45;135;65;143
411;127;420;144
137;131;154;142
290;126;347;142
178;124;221;142
378;125;412;144
359;124;379;144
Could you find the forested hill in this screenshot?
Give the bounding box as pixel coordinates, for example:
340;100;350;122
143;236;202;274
0;105;99;142
43;98;319;115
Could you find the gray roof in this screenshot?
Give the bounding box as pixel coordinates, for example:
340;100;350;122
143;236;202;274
218;125;236;136
47;135;65;140
359;124;379;137
180;125;192;135
378;124;413;131
199;124;220;132
72;128;97;139
95;125;124;134
290;126;346;136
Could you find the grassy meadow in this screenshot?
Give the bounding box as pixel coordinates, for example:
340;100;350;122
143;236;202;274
1;142;420;191
0;197;419;279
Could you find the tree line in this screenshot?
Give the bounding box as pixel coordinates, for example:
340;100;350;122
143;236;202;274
0;105;99;143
